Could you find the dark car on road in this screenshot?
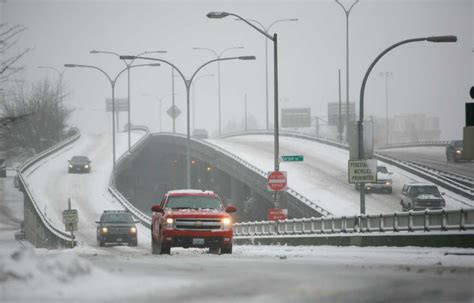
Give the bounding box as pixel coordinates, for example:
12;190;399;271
68;155;91;173
96;210;138;247
400;182;446;211
446;140;464;162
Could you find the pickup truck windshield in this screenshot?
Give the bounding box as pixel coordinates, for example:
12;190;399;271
166;196;222;210
410;186;440;196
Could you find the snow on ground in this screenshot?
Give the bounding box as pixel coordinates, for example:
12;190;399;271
209;135;473;216
22;129;151;250
1;243;473;302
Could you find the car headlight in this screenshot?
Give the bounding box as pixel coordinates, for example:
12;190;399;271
455;150;461;154
130;227;137;234
222;218;232;229
84;165;89;168
164;218;174;228
385;181;392;186
100;227;108;234
69;165;73;168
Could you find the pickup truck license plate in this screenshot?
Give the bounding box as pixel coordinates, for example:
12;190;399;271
116;238;122;242
193;238;204;245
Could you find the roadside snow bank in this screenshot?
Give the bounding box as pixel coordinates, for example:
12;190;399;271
0;246;186;301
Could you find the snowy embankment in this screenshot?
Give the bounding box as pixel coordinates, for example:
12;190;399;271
209;135;473;216
22;130;151;250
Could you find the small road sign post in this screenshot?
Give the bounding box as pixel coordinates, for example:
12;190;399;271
267;208;288;221
348;159;377;184
281;155;304;162
62;198;78;248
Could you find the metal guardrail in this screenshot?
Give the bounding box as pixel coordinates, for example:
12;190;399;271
376;141;450;150
108;126;152;228
200;135;333;216
222;130;472;200
376;154;474;200
18;128;81;243
234;208;474;237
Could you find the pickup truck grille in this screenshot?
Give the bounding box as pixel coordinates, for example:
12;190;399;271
108;227;131;234
175;218;222;230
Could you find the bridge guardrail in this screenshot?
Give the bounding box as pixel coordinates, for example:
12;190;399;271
108;126;152;228
234;208;474;237
201;136;333;216
18;128;81;244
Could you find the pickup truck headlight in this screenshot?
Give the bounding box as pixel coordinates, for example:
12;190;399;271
84;165;89;168
69;165;73;168
222;218;232;229
130;227;137;234
164;218;174;228
100;227;108;234
385;181;392;186
455;149;461;155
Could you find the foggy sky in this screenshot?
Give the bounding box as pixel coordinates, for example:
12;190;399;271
2;0;473;139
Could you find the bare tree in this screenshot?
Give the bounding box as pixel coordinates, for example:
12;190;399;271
0;79;72;156
0;24;30;85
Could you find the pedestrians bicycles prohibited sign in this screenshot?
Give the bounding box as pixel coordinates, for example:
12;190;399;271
267;170;287;191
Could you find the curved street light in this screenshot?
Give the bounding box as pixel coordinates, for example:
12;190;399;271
234;18;298;131
192;46;244;136
37;65;66;106
120;55;255;188
357;35;457;214
64;63;160;171
208;11;291;207
90;49;167;151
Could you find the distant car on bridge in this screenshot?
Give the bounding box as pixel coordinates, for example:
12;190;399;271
446;140;464;162
68;155;91;173
355;165;393;194
400;182;445;211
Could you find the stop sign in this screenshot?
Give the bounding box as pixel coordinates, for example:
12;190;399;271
267;171;287;191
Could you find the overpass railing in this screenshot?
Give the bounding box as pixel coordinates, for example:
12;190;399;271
234;208;474;236
108;125;152;228
18;128;81;244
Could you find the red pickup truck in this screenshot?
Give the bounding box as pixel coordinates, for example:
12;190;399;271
150;189;236;255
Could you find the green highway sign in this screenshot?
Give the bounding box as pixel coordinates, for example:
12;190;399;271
281;155;304;162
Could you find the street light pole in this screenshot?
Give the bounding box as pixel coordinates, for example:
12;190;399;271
90;50;166;151
120;55;255;188
335;0;359;142
208;11;288;207
64;63;160;172
192;46;244;136
37;66;66;106
191;74;215;131
235;18;298;131
380;71;393;145
357;35;456;214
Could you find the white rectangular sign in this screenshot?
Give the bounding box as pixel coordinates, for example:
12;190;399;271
348;159;377;184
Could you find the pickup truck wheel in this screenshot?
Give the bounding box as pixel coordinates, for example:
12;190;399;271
129;240;137;247
98;240;105;247
160;242;170;255
151;238;160;254
221;244;232;254
209;246;220;254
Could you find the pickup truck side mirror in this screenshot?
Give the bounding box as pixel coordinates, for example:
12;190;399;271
389;172;393;175
95;221;100;224
151;205;163;213
441;192;446;196
225;205;237;213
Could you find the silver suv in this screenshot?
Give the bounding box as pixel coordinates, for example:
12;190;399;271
400;182;446;211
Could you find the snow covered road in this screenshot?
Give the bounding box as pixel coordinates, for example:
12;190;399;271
208;135;473;216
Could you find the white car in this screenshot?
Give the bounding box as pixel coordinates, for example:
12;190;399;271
355;165;393;194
